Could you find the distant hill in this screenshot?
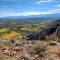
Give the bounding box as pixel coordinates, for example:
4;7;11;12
0;13;60;19
0;13;60;22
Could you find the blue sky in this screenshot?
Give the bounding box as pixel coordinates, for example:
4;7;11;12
0;0;60;17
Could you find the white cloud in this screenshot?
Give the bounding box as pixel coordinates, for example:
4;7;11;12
36;0;54;4
46;8;60;14
57;4;60;7
49;8;60;13
36;1;48;4
0;11;51;17
0;8;60;17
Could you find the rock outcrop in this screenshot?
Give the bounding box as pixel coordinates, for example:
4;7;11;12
56;26;60;38
25;20;60;40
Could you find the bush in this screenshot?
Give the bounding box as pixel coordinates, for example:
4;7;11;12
2;41;11;46
10;39;15;44
33;41;47;54
47;54;58;60
17;55;30;60
49;41;57;46
57;39;60;43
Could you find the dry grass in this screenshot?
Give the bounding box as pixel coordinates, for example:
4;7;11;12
33;41;47;54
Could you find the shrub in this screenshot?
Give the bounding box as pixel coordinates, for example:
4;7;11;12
33;41;47;54
10;39;15;44
47;55;57;60
17;55;30;60
2;41;11;46
49;41;57;46
57;39;60;43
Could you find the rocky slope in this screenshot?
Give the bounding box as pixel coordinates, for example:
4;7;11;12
25;20;60;40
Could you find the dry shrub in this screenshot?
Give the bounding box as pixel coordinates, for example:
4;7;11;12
33;41;47;54
26;46;34;55
17;54;31;60
46;33;58;42
2;41;11;46
47;54;59;60
57;39;60;43
49;41;57;46
10;39;15;44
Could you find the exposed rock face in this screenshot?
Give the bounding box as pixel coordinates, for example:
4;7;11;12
56;26;60;38
25;20;60;40
26;29;46;40
43;20;60;35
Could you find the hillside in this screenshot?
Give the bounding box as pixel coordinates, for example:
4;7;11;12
0;18;45;40
0;19;60;60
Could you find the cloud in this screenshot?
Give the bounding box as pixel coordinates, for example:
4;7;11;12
36;1;48;4
36;0;55;4
0;8;60;17
0;11;51;17
49;8;60;13
57;4;60;7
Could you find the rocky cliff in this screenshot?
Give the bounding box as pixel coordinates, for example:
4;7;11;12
25;20;60;40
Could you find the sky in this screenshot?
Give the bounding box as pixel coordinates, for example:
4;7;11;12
0;0;60;17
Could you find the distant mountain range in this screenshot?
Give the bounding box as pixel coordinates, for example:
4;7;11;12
0;13;60;22
1;13;60;18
